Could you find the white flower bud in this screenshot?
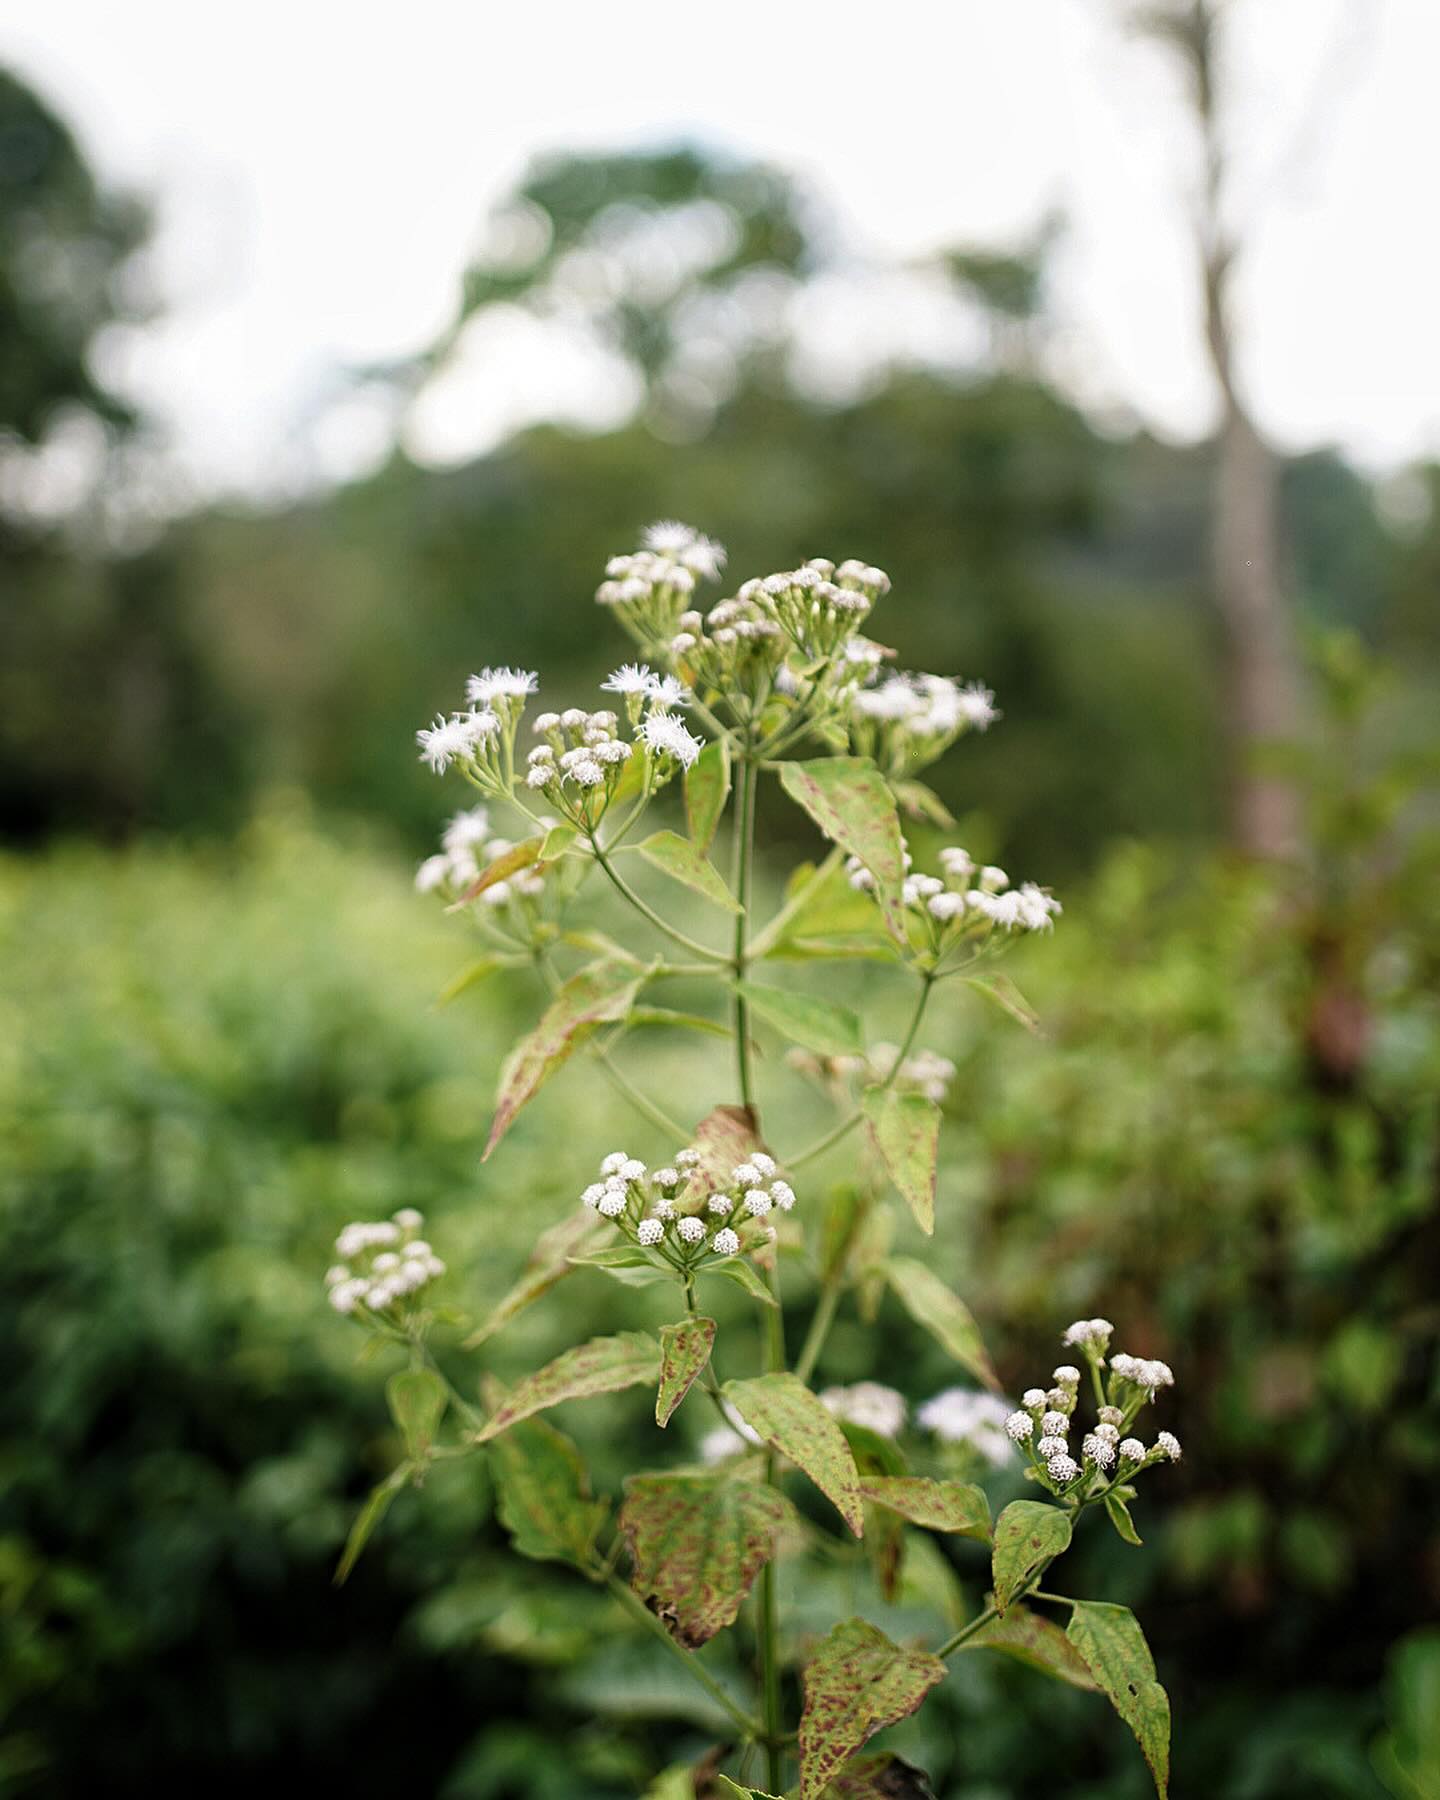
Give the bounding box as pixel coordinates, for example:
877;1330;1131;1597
1093;1422;1120;1443
1098;1406;1124;1427
393;1208;423;1232
533;712;560;733
674;1147;700;1169
711;1228;740;1256
732;1162;760;1187
1038;1435;1067;1459
652;1196;676;1219
1046;1388;1073;1412
1047;1453;1080;1486
653;1168;678;1188
620;1159;647;1182
637;1218;665;1246
770;1180;795;1211
581;1183;606;1209
1022;1388;1047;1410
1118;1438;1146;1463
1155;1431;1182;1461
1004;1410;1034;1441
372;1252;399;1273
324;1266;350;1288
707;1193;733;1215
600;1152;629;1174
677;1216;706;1244
750;1153;777;1177
1053;1365;1081;1386
1041;1411;1070;1438
598;1190;626;1218
1082;1433;1116;1468
743;1189;772;1217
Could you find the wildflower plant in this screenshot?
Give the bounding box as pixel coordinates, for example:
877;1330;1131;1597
327;523;1179;1797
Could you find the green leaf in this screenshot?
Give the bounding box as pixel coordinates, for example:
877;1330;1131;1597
821;1753;938;1798
656;1317;716;1426
862;1089;940;1235
456;834;543;903
778;758;909;945
487;1407;608;1568
685;735;731;853
485;959;649;1157
620;1470;793;1648
798;1618;946;1799
956;1606;1098;1690
701;1257;779;1308
570;1245;662;1270
753;852;892;964
334;1463;411;1585
715;1779;782;1800
1066;1601;1171;1797
737;981;865;1058
991;1500;1073;1614
723;1372;864;1536
540;822;578;860
886;1258;997;1389
475;1331;661;1441
645;1769;702;1800
1105;1491;1144;1546
386;1369;447;1461
634;829;741;911
560;928;644;966
964;973;1041;1035
857;1477;990;1541
622;1005;729;1037
839;1420;909;1479
463;1209;607;1347
436;953;520;1006
892;778;956;829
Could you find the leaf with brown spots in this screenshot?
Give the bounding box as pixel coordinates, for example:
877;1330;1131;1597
778;758;909;945
687;1103;765;1197
722;1373;864;1536
990;1499;1073;1614
857;1477;991;1542
862;1088;940;1235
474;1331;660;1442
955;1604;1097;1689
656;1317;716;1426
620;1471;794;1648
822;1753;938;1798
1067;1601;1171;1797
487;1410;608;1569
798;1618;945;1799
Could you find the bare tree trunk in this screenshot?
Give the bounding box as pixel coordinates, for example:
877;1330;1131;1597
1145;0;1305;856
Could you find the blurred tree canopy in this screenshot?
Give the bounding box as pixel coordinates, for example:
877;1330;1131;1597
0;104;1436;873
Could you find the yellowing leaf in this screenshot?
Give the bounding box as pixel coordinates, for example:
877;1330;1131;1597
778;758;909;944
334;1463;411;1585
857;1477;990;1541
474;1331;661;1441
737;981;864;1058
436;953;520;1006
462;1210;606;1347
723;1372;864;1536
886;1258;997;1389
798;1618;946;1799
1066;1601;1171;1797
956;1606;1097;1690
685;735;731;853
485;960;648;1158
991;1499;1073;1614
688;1103;765;1196
634;829;740;911
964;972;1041;1035
862;1088;940;1235
620;1471;793;1647
456;835;543;903
655;1317;716;1426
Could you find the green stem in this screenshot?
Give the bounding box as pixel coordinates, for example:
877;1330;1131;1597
730;753;758;1112
602;1573;761;1741
591;842;729;963
936;1603;999;1659
793;1278;843;1387
787;969;935;1169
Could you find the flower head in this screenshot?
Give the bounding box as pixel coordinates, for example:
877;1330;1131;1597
640;711;704;768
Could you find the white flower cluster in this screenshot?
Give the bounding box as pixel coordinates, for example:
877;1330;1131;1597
847;842;1060;943
414;806;548;910
820;1381;908;1439
325;1209;445;1316
1001;1323;1182;1498
524;670;705;826
596;522;728;644
850;672;996;776
579;1145;796;1269
917;1388;1014;1467
416;666;538;787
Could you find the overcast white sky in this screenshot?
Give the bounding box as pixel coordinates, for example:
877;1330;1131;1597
6;0;1437;501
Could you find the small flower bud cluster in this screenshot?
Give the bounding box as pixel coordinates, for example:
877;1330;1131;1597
1003;1324;1183;1499
579;1146;796;1271
739;557;888;660
415;807;549;911
846;840;1061;963
527;705;634;804
820;1382;908;1439
666;595;784;699
326;1210;445;1316
595;522;727;645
